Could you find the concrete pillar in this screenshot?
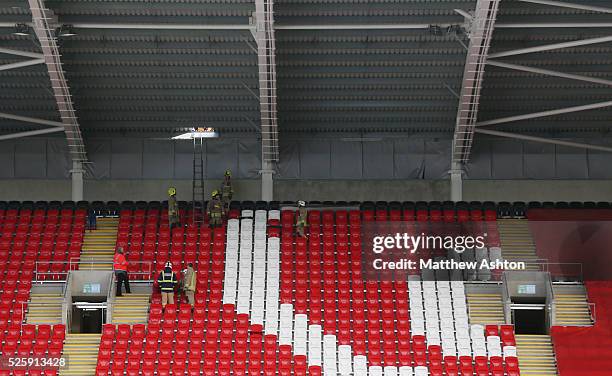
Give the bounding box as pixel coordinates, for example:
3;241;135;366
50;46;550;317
450;162;463;202
261;162;274;201
71;160;84;202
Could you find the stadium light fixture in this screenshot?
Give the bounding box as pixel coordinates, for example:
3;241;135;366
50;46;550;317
12;23;29;36
57;24;77;37
172;127;219;140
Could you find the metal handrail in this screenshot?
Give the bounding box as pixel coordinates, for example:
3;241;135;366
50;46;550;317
69;259;153;280
522;261;583;281
107;272;116;324
34;260;73;282
588;302;597;325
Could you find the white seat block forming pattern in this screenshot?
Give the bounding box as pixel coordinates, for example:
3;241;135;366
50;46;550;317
323;334;337;375
279;303;293;346
353;355;368;376
308;325;322;367
338;345;352;375
294;314;308;356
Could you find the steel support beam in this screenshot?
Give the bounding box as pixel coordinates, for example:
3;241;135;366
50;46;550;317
489;35;612;59
475;128;612;153
2;21;612;30
476;100;612;127
71;160;84;202
0;112;64;127
253;0;279;201
452;0;501;164
517;0;612;14
0;58;44;72
0;126;64;141
450;162;463;202
27;0;87;165
487;60;612;86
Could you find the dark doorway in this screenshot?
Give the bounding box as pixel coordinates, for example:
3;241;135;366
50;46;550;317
513;308;547;334
70;299;106;334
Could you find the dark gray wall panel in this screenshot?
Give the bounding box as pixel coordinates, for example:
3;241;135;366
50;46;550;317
46;138;69;179
0;140;15;178
173;141;194;179
15;139;46;178
111;139;143;179
424;139;451;179
588;139;612;179
300;140;330;179
238;139;261;179
278;141;300;179
330;140;362;179
143;140;174;179
206;139;238;179
465;138;492;179
491;140;523;179
364;141;394;178
555;144;588;179
394;139;424;179
523;142;555;179
87;139;111;179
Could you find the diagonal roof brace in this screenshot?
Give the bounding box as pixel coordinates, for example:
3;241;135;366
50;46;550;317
516;0;612;14
476;100;612;127
26;0;87;163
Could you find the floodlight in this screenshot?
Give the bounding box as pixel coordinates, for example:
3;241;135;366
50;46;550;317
12;23;29;36
58;24;77;37
172;127;219;140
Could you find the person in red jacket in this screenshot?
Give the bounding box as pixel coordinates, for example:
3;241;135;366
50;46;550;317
113;247;131;296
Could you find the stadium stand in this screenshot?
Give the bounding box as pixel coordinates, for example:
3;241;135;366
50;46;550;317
2;200;609;375
0;201;84;375
92;201;523;375
551;281;612;376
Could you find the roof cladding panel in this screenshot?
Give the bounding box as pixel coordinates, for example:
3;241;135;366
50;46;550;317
276;29;470;132
0;0;611;136
1;0;260;134
275;0;475;132
480;0;612;133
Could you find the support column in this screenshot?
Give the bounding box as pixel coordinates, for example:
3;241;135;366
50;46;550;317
261;162;274;201
71;160;84;202
450;162;463;202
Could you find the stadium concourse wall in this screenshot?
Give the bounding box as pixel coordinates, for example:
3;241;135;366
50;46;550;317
1;179;612;203
1;134;612;201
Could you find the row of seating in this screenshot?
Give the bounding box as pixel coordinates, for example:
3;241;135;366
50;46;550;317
117;210;226;279
552;281;612;376
98;211;231;374
0;210;72;374
0;208;84;280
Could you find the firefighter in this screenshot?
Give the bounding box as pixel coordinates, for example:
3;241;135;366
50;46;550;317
168;187;180;230
157;262;177;309
207;190;224;228
296;200;308;237
113;247;130;296
181;263;196;306
220;169;234;212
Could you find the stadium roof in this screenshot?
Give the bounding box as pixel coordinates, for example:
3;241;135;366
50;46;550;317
0;0;611;139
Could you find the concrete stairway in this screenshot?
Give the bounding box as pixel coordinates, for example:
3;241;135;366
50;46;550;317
59;333;101;376
497;219;540;271
25;293;63;324
466;291;506;325
111;284;152;324
553;284;593;326
515;334;558;376
79;217;119;270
